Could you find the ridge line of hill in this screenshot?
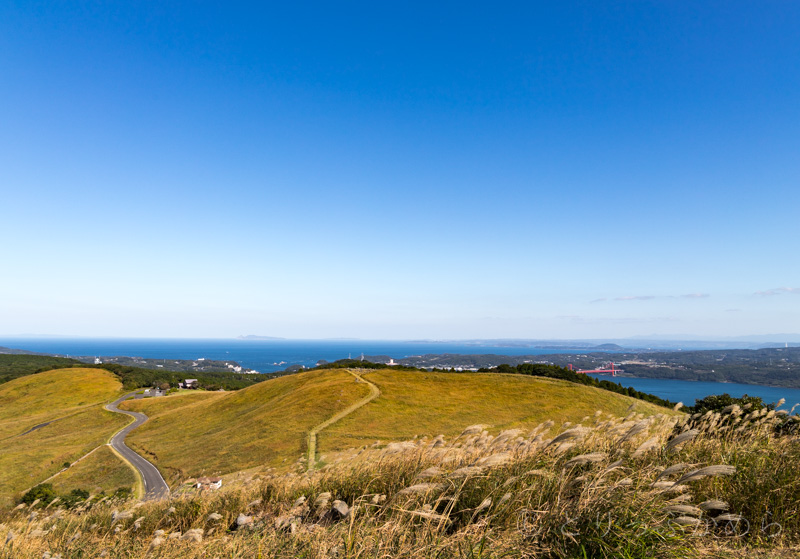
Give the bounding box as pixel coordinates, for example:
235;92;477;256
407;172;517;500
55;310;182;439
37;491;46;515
306;369;381;470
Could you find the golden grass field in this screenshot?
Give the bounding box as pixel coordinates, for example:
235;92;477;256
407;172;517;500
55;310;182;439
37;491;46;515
0;368;129;507
3;399;799;559
120;369;372;485
317;370;674;459
119;368;676;485
49;445;137;496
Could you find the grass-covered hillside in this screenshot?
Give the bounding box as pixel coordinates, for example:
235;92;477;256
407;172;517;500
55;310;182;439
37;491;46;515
0;354;82;386
120;369;374;485
2;398;799;558
0;354;267;391
0;368;130;507
318;369;673;460
120;368;676;486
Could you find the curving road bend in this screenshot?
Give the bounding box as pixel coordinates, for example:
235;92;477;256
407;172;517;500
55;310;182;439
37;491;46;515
105;393;170;501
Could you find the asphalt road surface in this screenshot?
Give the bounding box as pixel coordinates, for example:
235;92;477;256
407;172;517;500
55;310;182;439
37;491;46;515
106;393;170;500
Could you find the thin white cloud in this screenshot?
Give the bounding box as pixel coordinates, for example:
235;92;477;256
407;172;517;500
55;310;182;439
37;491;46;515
755;287;800;296
559;315;680;325
591;293;710;303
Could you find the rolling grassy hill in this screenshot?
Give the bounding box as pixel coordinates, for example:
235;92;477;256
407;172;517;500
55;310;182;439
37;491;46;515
3;399;798;559
48;445;137;496
317;370;673;459
0;368;130;507
120;369;373;485
121;368;677;485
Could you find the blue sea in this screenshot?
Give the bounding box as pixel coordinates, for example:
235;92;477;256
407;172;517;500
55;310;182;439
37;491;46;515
0;338;567;372
2;337;800;407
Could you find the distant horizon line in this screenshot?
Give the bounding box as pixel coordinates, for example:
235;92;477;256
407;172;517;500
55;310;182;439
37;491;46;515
2;334;800;343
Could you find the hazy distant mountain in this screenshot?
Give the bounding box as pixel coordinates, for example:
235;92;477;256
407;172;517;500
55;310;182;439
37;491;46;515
626;334;800;344
236;335;286;340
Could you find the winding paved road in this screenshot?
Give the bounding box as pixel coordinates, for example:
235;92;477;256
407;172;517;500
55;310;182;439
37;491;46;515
105;393;170;501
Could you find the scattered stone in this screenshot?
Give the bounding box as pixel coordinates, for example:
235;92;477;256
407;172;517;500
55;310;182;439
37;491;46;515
235;514;253;529
182;528;203;543
331;500;350;519
207;513;223;522
168;531;181;539
148;536;164;551
153;529;166;536
370;494;386;505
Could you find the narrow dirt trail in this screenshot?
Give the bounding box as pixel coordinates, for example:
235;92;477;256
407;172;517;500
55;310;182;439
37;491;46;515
306;369;381;470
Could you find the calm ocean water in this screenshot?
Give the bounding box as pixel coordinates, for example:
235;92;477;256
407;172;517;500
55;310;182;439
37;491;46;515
3;337;800;406
0;338;562;372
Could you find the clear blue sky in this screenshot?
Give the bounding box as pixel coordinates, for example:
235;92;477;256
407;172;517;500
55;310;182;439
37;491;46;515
2;1;799;339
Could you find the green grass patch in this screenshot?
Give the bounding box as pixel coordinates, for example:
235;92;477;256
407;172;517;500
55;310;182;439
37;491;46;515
0;354;82;386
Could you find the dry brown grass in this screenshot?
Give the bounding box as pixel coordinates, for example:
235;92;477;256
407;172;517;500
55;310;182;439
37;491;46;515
3;405;797;559
0;369;129;507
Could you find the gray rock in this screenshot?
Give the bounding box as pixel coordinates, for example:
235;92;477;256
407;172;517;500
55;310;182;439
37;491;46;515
182;528;203;543
331;500;350;519
236;514;253;528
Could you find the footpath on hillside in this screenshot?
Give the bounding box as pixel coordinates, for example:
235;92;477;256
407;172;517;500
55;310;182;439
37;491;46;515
306;369;381;470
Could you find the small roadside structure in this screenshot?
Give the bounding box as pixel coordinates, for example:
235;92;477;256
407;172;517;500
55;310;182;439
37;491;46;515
196;476;222;490
180;379;199;389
